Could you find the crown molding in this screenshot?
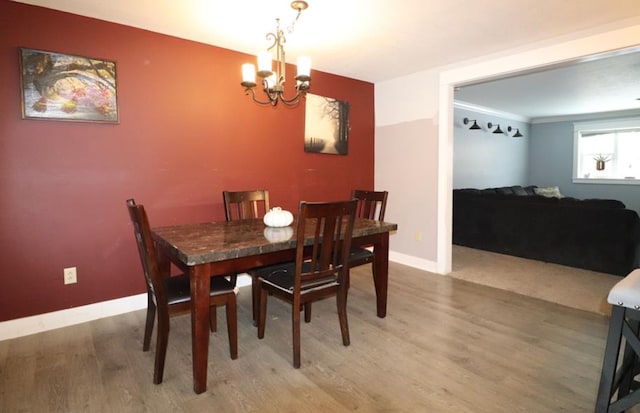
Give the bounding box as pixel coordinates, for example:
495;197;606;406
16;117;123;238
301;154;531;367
531;108;640;124
453;100;531;123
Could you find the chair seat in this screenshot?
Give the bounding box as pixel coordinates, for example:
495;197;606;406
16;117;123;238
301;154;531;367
607;268;640;309
348;247;374;266
255;262;338;292
166;275;236;306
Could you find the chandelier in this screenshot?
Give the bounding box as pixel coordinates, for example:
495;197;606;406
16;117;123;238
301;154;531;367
240;1;311;107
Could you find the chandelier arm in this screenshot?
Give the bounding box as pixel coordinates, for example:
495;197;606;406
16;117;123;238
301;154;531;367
265;31;278;51
244;87;275;106
278;90;304;107
262;78;282;103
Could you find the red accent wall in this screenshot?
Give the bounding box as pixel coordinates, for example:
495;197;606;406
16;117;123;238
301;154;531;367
0;1;374;321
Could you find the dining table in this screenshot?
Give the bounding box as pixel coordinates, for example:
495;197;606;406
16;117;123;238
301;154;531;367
152;217;398;394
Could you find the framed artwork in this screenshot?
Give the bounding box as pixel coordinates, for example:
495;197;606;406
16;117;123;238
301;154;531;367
304;93;350;155
19;48;118;123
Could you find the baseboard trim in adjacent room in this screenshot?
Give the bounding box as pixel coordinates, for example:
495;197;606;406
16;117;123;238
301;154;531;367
389;251;438;274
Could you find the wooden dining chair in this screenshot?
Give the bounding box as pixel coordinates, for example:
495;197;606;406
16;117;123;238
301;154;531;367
254;200;357;368
126;199;238;384
349;189;388;283
223;189;270;221
222;189;270;322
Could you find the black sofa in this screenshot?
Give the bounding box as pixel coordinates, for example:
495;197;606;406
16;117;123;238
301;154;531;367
453;186;640;276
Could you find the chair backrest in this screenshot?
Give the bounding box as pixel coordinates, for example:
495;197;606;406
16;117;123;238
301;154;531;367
351;189;388;221
126;199;167;306
294;200;357;292
223;190;270;221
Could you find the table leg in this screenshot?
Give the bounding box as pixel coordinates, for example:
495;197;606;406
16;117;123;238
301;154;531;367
372;232;389;318
190;264;211;394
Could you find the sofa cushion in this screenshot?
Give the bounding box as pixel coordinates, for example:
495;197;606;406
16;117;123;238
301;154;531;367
495;187;513;195
510;185;529;196
578;198;626;209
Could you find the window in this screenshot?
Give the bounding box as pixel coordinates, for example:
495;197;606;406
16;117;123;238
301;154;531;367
573;118;640;184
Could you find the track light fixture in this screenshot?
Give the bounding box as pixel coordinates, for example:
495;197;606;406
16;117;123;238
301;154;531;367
463;117;481;130
487;122;503;134
507;126;523;138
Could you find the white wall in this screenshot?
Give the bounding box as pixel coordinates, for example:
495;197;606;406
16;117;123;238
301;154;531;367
376;20;640;275
375;69;441;272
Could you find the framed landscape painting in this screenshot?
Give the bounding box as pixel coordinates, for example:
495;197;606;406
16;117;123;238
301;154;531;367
19;48;119;123
304;93;350;155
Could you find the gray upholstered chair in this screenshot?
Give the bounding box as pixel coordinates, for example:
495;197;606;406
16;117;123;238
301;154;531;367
595;268;640;412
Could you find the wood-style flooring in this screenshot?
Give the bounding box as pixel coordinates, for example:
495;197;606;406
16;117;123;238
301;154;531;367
0;262;618;412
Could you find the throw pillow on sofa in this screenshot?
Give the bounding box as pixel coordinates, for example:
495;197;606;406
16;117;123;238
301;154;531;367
534;186;563;198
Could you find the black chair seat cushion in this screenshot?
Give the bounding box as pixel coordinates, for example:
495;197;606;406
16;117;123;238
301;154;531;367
349;247;374;266
255;262;337;292
165;275;235;306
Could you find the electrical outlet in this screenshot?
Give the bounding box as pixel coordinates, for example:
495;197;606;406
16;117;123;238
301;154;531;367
64;267;77;285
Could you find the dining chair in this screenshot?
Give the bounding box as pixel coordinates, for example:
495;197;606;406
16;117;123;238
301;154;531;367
349;189;388;285
223;189;270;221
222;189;270;322
126;199;238;384
254;200;357;368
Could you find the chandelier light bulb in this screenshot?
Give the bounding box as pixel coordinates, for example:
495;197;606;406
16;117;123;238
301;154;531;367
241;63;256;86
257;51;273;77
296;56;311;79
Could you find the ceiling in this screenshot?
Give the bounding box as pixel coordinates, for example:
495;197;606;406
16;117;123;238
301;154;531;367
12;0;640;119
455;48;640;121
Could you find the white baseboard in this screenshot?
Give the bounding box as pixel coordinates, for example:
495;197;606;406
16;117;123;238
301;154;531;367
0;275;254;342
0;293;148;342
389;251;440;274
0;255;433;342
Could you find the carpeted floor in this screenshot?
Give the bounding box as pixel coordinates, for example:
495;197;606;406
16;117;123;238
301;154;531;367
449;245;622;315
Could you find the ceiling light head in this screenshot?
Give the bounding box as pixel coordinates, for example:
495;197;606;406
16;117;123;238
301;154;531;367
463;118;481;130
487;122;503;134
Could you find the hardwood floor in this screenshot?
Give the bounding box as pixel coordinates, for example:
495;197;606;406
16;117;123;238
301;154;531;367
0;262;618;412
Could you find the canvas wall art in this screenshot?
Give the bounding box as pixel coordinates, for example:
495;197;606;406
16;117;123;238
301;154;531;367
304;93;350;155
20;48;118;123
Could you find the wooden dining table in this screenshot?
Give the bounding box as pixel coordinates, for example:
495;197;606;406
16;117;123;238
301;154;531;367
151;217;397;394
